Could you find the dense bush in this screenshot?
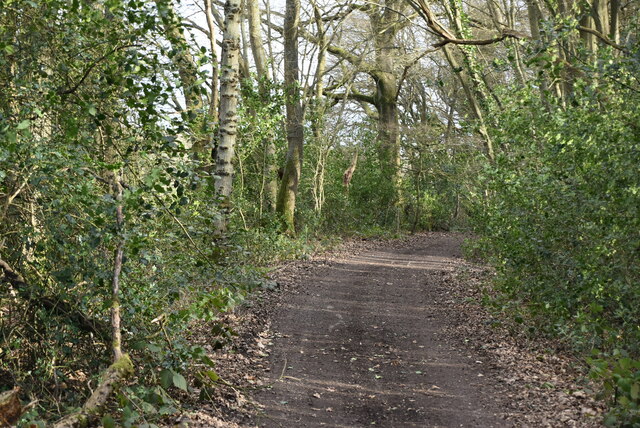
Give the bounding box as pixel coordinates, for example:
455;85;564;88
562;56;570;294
472;50;640;423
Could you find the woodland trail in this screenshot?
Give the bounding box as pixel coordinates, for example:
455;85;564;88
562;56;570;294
195;233;603;427
252;234;509;427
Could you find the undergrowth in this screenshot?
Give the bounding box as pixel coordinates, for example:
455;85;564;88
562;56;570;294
468;46;640;426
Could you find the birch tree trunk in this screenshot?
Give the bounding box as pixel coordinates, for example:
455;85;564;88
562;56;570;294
214;0;242;234
276;0;304;234
204;0;220;123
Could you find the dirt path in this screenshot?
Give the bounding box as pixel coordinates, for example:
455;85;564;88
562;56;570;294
185;233;604;427
252;234;507;427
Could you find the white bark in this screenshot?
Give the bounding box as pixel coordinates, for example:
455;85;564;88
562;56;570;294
247;0;270;80
214;0;242;233
204;0;220;122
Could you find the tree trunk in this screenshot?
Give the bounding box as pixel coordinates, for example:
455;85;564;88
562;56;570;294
610;0;620;44
343;150;359;190
276;0;304;234
369;1;405;209
310;0;329;214
579;14;597;53
593;0;610;41
263;0;278;81
204;0;220;123
240;10;251;80
247;0;270;81
375;74;401;174
526;0;542;39
526;0;552;111
110;176;124;362
214;0;242;234
247;0;277;211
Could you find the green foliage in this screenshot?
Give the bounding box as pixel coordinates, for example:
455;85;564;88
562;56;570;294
0;1;248;424
292;119;465;234
589;352;640;427
400;127;476;232
471;40;640;422
475;76;640;350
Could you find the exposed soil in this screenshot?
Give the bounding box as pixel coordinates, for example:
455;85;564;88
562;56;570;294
180;233;605;427
254;233;508;427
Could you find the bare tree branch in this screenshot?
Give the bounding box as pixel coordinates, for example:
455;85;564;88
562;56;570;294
325;90;376;105
577;25;629;52
406;0;526;48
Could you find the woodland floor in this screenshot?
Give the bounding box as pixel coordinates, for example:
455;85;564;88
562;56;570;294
180;233;606;427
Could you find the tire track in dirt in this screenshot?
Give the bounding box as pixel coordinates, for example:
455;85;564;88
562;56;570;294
253;234;507;427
